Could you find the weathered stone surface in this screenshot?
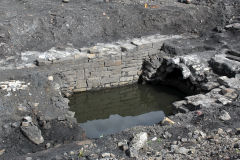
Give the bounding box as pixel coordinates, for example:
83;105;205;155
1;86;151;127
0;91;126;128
211;54;240;77
20;123;44;145
202;82;219;91
141;53;211;93
172;100;189;113
120;76;133;82
185;94;215;110
179;63;191;79
217;97;232;105
131;38;152;50
129;132;148;158
13;34;189;93
0;80;29;92
221;88;238;99
120;43;137;52
76;79;87;88
218;76;240;89
219;110;231;121
225;23;240;30
171;146;190;155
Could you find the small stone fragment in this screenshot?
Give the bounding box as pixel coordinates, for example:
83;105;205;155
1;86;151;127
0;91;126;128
87;53;96;59
221;88;238;99
172;145;190;155
152;137;157;141
163;131;172;139
21;122;29;127
48;76;54;81
110;153;115;158
33;103;39;107
118;140;128;151
171;144;178;152
102;152;111;158
45;143;51;149
178;147;190;155
118;141;129;151
181;138;188;142
217;128;224;135
18;105;28;112
66;111;75;118
217;97;231;105
219;110;231;121
23;116;32;123
122;144;129;151
118;141;124;147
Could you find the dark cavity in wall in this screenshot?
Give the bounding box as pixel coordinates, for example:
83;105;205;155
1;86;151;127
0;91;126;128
69;84;185;138
157;68;197;95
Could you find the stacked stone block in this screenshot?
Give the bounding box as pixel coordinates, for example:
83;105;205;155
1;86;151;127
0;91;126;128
35;34;184;93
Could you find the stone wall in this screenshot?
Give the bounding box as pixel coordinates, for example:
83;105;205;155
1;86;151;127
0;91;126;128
24;34;186;94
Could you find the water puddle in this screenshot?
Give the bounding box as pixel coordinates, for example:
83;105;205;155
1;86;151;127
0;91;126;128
69;84;184;138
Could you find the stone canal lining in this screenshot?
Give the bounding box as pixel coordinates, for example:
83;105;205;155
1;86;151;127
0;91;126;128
20;34;190;95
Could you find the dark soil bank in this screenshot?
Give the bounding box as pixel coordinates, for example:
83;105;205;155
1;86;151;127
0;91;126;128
0;0;240;159
0;0;235;54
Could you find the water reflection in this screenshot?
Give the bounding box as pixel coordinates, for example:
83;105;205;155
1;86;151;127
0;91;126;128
81;111;164;138
69;84;184;138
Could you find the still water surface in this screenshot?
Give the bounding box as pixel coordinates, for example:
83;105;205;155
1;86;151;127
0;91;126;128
69;84;184;138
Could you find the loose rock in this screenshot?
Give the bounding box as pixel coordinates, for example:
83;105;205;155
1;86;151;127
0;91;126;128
45;143;51;149
129;132;148;158
219;110;231;121
20;119;44;145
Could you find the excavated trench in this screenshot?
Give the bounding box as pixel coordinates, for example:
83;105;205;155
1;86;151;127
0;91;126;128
0;0;240;159
67;53;207;139
65;35;212;139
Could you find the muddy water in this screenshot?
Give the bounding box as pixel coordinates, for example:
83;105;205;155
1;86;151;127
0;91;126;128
69;84;184;138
